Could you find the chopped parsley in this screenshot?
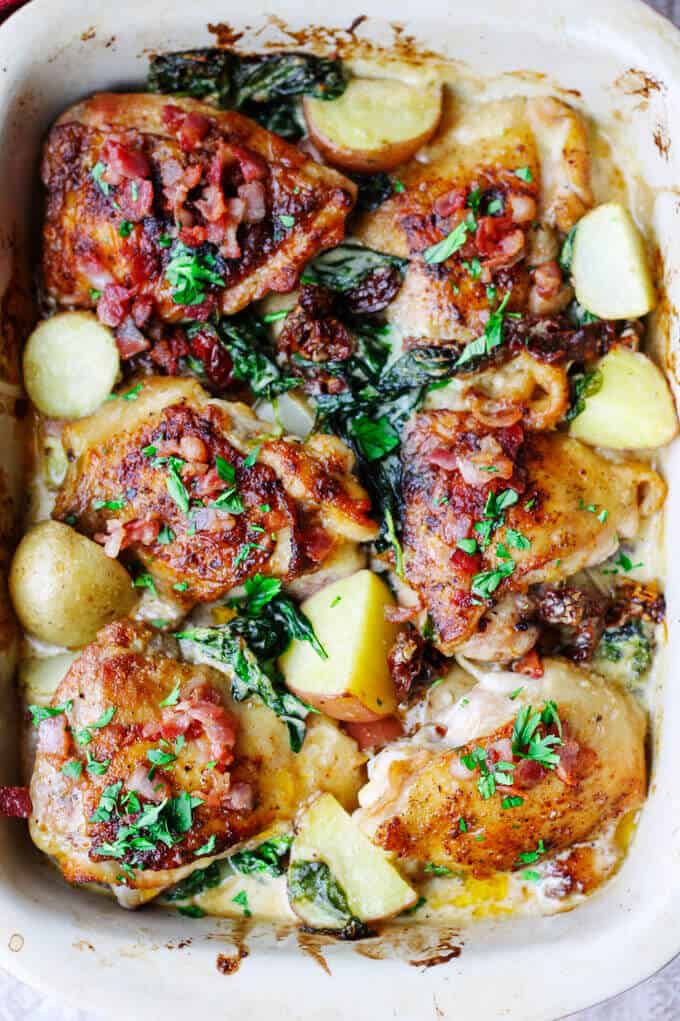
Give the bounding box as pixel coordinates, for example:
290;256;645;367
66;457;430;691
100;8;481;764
501;795;524;810
91;160;110;196
90;288;102;301
423;219;471;265
457;537;478;555
511;703;563;768
383;507;404;578
86;753;110;776
61;759;83;780
458;817;468;833
460;746;515;799
173;580;189;592
74;706;116;746
423;863;454;876
566;369;603;422
195;835;217;857
133;572;158;595
159;681;181;708
455;292;514;368
470;560;516;600
516;839;546;867
262;308;292;323
118;219;133;238
28;701;72;726
158;524;175;544
232;890;252;917
602;551;644;575
279;214;296;228
165;243;224;306
351;414;400;461
514;166;533;182
93;497;126;511
164;457;190;514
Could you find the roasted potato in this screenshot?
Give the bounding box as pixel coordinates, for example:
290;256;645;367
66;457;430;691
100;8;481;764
280;569;400;721
304;78;442;173
23;311;120;420
288;793;416;929
9;521;138;647
571;203;656;319
569;347;678;449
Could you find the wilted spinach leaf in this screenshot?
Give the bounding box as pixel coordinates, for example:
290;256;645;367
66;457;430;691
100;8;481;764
216;314;299;400
300;243;408;293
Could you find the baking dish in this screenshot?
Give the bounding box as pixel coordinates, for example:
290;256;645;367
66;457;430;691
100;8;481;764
0;0;679;1017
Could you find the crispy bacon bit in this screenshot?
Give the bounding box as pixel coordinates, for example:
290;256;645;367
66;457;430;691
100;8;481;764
345;717;403;751
512;649;544;679
533;260;563;299
97;283;133;328
513;757;545;789
117;178;154;221
476;215;525;270
224;781;254;812
102;140;150;183
161;104;187;133
179;435;208;463
237;181;267;223
457;435;515;486
556;739;581;787
127;764;171;803
162;691;238;770
0;786;32;818
160;159;202;215
450;546;482;576
95;516;161;558
507;191;537;224
115;316;150;359
37;714;70;756
195;183;227;223
388;627;425;700
178;112;212;151
231;144;267;182
433;187;467;219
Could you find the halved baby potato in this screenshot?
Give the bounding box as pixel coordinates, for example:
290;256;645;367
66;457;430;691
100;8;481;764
571;202;656;319
279;569;400;721
304;78;443;173
23;311;120;419
9;521;138;648
288;793;417;929
569;346;678;449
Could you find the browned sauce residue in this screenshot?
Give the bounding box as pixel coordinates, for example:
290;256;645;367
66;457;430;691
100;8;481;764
296;930;332;975
217;947;249;974
409;936;462;969
80;27;96;42
614;69;666;103
209;17;446;65
654;125;671;160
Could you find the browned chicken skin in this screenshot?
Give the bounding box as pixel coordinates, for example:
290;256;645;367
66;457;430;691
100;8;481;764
29;620;261;894
42;92;356;325
54;376;377;603
400;410;665;655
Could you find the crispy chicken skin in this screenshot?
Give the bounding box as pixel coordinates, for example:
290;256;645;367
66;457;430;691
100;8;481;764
401;410;665;654
355;658;646;876
42;92;356;322
29;620;260;894
54;376;377;603
354;96;591;343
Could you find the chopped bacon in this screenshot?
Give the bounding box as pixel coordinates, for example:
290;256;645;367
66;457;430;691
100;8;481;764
532;260;564;299
95;516;161;558
512;649;544;679
127;764;171;803
450;547;482;576
485;738;514;764
37;714;70;757
178;225;208;247
191;506;236;533
556;740;581;787
160;159;202;214
507;191;537;225
0;786;32;818
476;215;526;270
195;184;227;223
231;144;267;182
131;296;154;328
384;604;421;624
211;217;241;259
161;104;187;133
457;435;515;486
433;187;467;219
193;466;225;497
224;781;254;812
102;140;150;183
116;178;154;221
180;435;209;463
299;524;334;565
80;255;115;291
513;756;546;789
427;446;459;471
97;283;133;328
238;181;267;223
345;717;403;751
178;112;212;152
115;316;150;359
387;628;425;699
161;694;238;769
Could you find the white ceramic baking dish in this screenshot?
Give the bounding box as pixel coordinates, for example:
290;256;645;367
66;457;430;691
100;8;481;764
1;0;679;1017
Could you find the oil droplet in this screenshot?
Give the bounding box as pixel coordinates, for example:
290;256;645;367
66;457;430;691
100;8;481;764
8;934;24;953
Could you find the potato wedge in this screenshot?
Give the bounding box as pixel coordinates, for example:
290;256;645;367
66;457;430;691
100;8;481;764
569;347;678;449
304;78;442;173
9;521;138;648
255;390;315;438
23;311;120;420
288;793;416;929
19;653;79;706
571;203;656;319
279;569;400;721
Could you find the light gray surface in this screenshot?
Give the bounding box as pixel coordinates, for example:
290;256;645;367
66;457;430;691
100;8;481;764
1;0;680;1017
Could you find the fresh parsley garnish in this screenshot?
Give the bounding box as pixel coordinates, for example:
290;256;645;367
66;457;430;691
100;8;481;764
166;243;224;305
455;292;514;368
28;701;72;726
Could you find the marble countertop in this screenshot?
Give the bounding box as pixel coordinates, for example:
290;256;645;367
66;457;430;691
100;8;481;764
2;0;679;1016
